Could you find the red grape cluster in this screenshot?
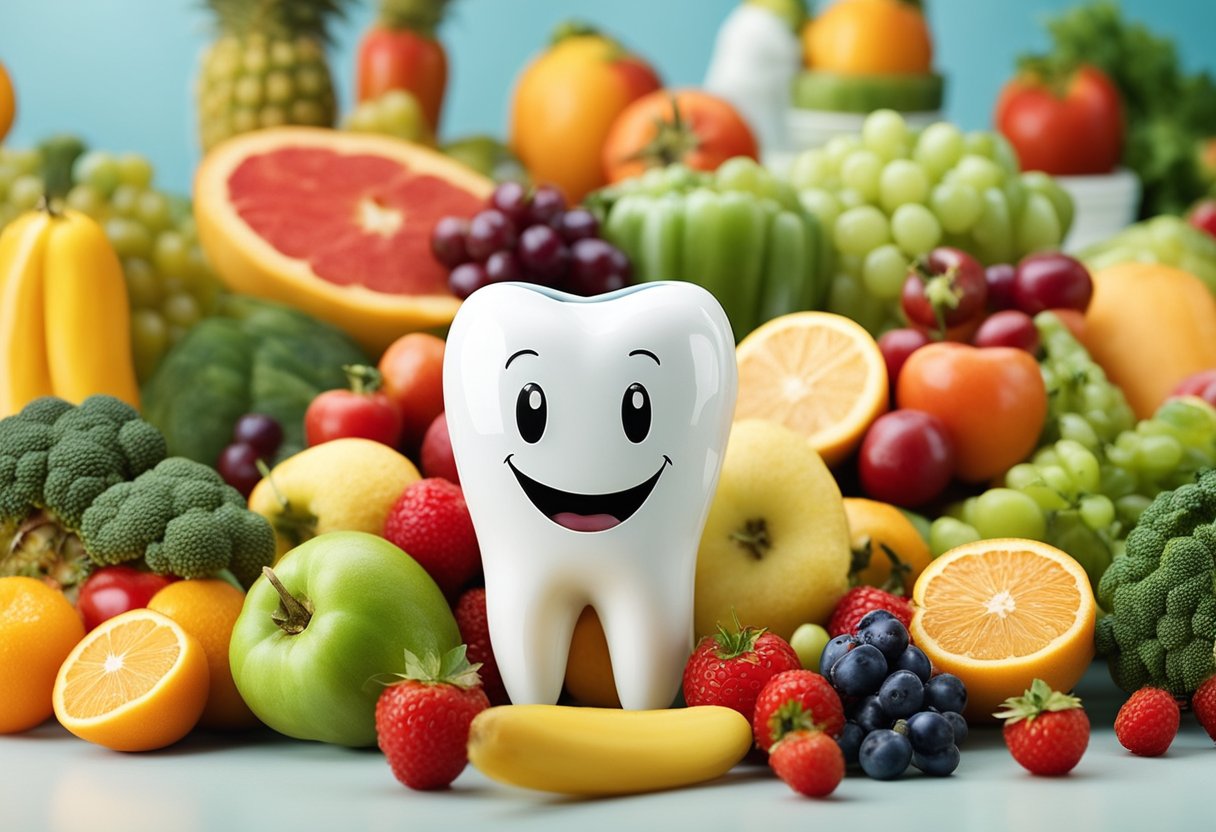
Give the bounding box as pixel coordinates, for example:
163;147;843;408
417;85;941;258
217;413;283;498
431;182;633;298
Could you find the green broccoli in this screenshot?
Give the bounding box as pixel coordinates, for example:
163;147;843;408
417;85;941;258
0;395;166;594
80;457;275;588
1095;469;1216;695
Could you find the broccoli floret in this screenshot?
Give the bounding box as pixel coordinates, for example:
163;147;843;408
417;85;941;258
1095;468;1216;695
81;457;275;587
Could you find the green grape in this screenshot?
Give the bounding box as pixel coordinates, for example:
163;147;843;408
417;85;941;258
879;159;929;213
1016;192;1063;254
929;517;981;558
1056;412;1101;451
153;230;190;277
130;309;169;382
952;155;1004;192
376;90;425;139
1136;434;1184;474
824;135;861;168
1005;463;1070;511
971;488;1047;541
790;149;835;190
163;293;201;328
9;174;44;210
861;244;908;301
0;163;20;200
890;203;941;256
833;205;890;256
109;184;141;217
912;122;964;179
929;181;982;234
1078;495;1116;532
72;151;120;197
970;187;1014;264
838;253;863;279
798;188;841;230
104;217;154;259
715;157;773;197
65;184;107;219
135;191;173;233
122;257;162;309
116;154;154;189
1003;178;1027;225
6;148;42;175
840;150;883;203
962;131;998;159
1020;171;1074;237
836;188;865;210
991;133;1021;177
861;109;909;160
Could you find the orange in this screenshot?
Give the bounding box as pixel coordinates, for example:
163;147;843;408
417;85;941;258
53;608;209;751
0;62;14;142
0;577;84;733
563;607;621;708
735;311;888;467
910;538;1096;721
804;0;933;75
147;579;259;731
843;498;932;595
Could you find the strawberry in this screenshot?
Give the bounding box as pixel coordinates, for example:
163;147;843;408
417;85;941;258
769;730;845;798
752;669;846;752
1114;687;1180;757
1192;675;1216;741
420;412;460;485
454;587;509;706
827;586;914;637
382;478;480;596
994;678;1089;776
681;615;801;721
375;645;490;790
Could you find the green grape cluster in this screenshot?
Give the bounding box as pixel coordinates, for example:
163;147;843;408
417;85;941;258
1036;311;1135;448
787;109;1073;334
0;144;223;381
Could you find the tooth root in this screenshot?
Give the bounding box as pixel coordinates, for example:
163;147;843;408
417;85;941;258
597;584;693;710
486;576;579;706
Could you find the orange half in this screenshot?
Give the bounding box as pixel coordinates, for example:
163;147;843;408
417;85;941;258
910;538;1096;720
735;311;888;466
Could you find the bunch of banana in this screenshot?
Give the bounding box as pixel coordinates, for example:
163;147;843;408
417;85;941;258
0;207;139;417
466;704;753;796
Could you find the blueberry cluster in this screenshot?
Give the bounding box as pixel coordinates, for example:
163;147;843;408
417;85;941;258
821;610;968;780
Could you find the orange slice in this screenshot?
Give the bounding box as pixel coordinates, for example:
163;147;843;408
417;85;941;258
735;311;888;466
52;608;209;751
910;538;1096;720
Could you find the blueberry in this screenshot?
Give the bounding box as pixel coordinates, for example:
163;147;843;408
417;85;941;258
878;670;925;719
836;721;866;766
830;643;888;697
913;744;961;777
905;710;953;755
820;633;858;679
924;673;968;714
893;644;932;683
856;609;897;631
858;616;910;663
858;728;913;780
854;695;891;733
942;711;968;746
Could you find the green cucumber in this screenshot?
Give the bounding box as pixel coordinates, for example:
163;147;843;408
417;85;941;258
791;71;945;114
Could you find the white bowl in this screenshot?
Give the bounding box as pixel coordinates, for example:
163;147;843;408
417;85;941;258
1054;168;1141;252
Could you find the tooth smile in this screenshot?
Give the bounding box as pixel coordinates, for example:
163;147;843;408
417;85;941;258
506;455;672;532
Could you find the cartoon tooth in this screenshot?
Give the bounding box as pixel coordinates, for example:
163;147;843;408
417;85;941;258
444;281;738;710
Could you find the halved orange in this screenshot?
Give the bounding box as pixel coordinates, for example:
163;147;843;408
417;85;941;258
910;538;1096;721
735;311;888;467
52;608;209;751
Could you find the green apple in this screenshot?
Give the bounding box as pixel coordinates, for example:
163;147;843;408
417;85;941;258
694;419;851;642
790;623;831;673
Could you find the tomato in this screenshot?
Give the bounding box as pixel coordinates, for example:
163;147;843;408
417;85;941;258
896;342;1047;483
305;365;403;448
1171;369;1216;408
602;90;758;184
994;64;1123;176
510;27;661;202
77;566;177;632
901;247;988;332
357;26;447;134
1188;199;1216;239
804;0;933;75
378;332;445;451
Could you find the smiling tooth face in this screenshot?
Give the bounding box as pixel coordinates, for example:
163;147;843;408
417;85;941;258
444;281;737;709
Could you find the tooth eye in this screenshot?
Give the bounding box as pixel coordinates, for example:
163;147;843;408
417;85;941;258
622;382;651;443
516;382;547;443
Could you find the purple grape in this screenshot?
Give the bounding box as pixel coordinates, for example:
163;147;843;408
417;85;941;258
985;263;1017;311
490;181;531;225
485;250;523;284
568;238;629;296
518;224;569;284
217;443;261;498
466;210;517;262
557;208;599;242
449;262;490;299
527;185;566;226
430;216;470;269
232;413;283;456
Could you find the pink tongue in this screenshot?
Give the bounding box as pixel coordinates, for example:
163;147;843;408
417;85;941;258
552;512;621;532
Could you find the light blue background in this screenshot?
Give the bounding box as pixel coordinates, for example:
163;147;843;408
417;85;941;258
1;0;1213;195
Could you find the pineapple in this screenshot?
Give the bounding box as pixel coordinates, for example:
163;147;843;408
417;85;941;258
196;0;349;151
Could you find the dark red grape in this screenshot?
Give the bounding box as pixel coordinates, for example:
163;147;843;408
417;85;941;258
901;247;987;331
518;224;569;283
1013;252;1093;314
608;247;633;282
971;309;1039;353
527;185;566;226
567;238;629;295
232;413;283;456
490;181;530;225
485;250;523;284
984;263;1016;311
466;210;517;262
449;261;489;299
430;216;470;269
877;328;932;392
858;410;955;508
557;209;600;242
217;442;262;498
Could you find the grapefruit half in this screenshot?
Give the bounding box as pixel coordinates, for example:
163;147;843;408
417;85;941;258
195;127;492;354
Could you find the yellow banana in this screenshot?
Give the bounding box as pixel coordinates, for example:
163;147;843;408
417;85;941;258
0;211;53;416
42;209;139;409
467;704;753;796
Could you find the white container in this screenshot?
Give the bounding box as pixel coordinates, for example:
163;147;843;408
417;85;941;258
765;108;943;176
1055;168;1141;253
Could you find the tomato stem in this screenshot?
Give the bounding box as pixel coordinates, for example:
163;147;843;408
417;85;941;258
263;566;313;635
343;364;384;395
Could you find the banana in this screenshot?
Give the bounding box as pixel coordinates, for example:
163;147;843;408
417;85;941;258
42;210;140;408
0;212;54;416
467;704;753;796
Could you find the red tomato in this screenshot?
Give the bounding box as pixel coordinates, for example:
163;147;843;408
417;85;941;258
356;26;447;133
379;333;446;451
1171;369;1216;408
896;342;1047;483
305;366;403;448
994;64;1123;176
77;566;177;632
602;89;758;183
1189;199;1216;239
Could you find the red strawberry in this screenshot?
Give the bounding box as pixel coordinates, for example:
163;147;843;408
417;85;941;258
420;412;460;485
828;586;914;637
994;679;1089;776
375;645;490;790
682;616;801;721
1114;687;1180;757
383;478;480;596
1192;675;1216;741
769;730;845;798
454;587;509;706
752;669;846;752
